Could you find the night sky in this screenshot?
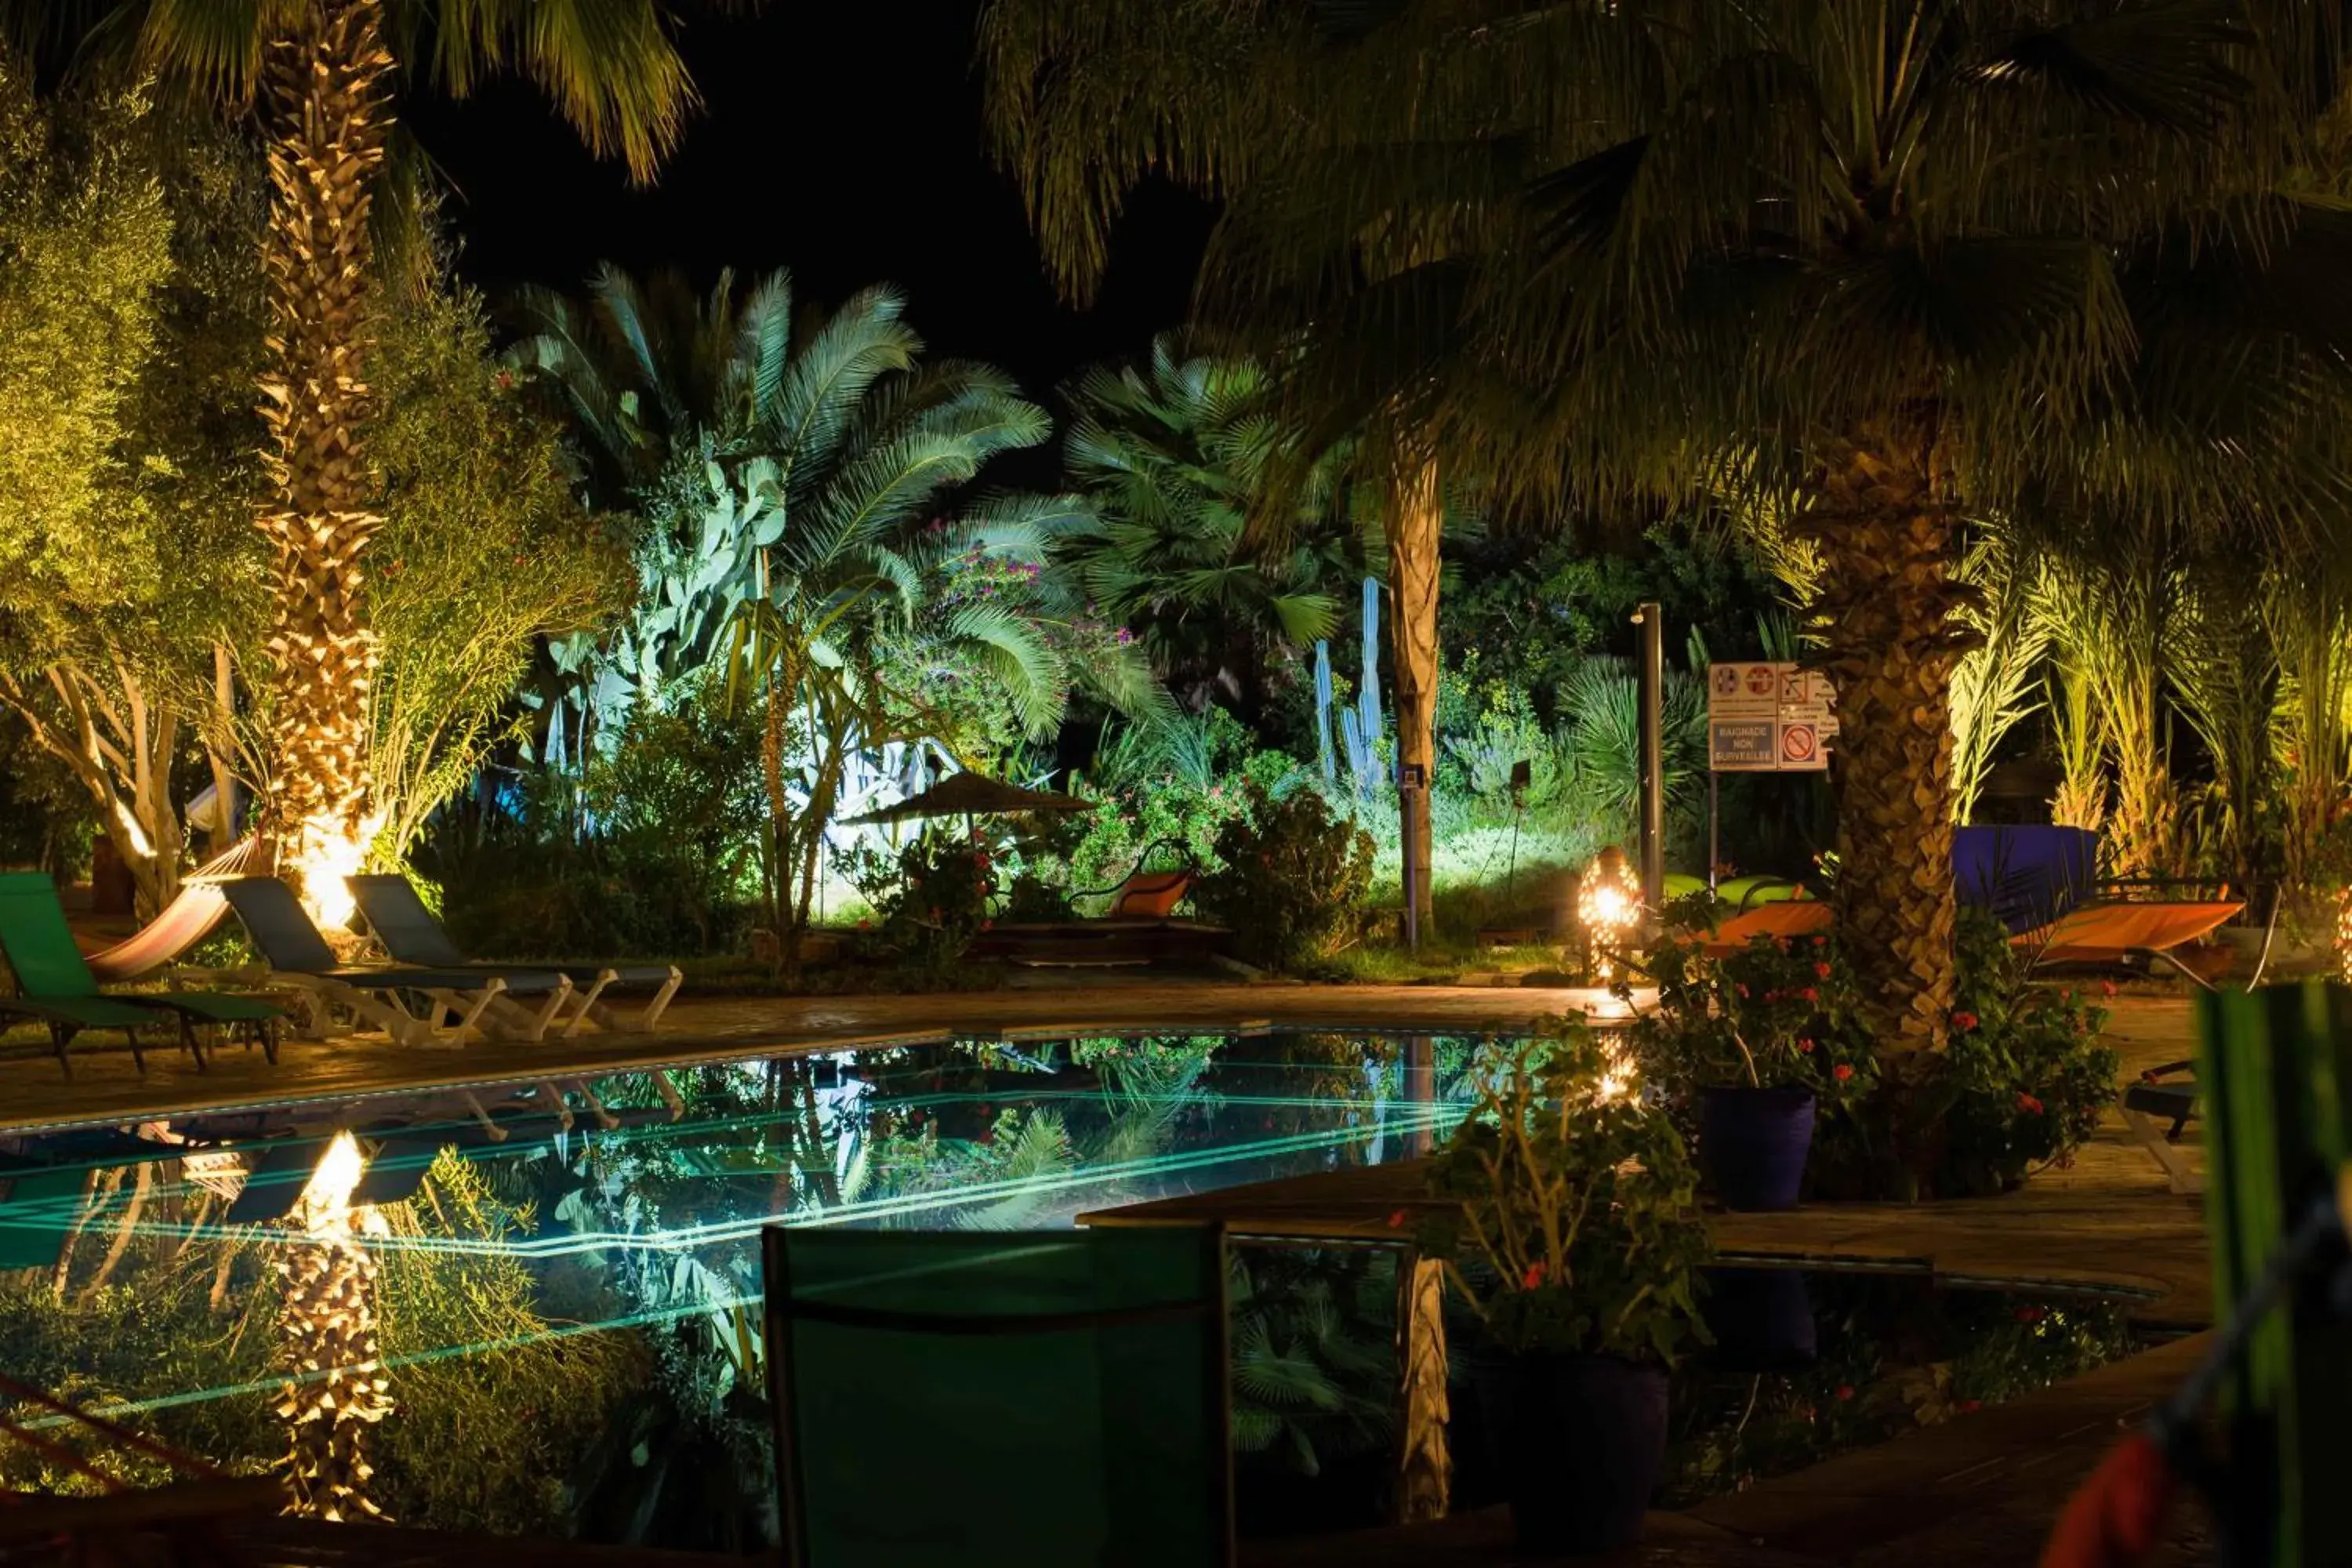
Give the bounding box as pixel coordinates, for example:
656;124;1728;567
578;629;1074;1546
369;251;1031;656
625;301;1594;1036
405;2;1211;401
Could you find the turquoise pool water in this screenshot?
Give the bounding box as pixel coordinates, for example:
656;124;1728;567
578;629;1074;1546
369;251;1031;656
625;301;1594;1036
0;1029;1479;1543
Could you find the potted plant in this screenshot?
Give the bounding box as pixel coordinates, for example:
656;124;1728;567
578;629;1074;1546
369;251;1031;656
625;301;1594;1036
1631;920;1874;1210
1421;1023;1711;1555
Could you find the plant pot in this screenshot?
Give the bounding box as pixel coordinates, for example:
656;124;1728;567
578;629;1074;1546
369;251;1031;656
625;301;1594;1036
1697;1086;1816;1210
1470;1352;1668;1555
1700;1267;1817;1371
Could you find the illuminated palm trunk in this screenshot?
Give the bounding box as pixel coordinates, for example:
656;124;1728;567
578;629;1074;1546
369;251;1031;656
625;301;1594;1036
1389;460;1441;927
258;0;394;906
1804;412;1972;1059
276;1134;393;1521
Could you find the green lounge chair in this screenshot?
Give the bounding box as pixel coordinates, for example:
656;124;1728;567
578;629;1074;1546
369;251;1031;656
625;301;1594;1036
0;873;282;1076
218;877;572;1047
763;1223;1234;1567
346;874;682;1035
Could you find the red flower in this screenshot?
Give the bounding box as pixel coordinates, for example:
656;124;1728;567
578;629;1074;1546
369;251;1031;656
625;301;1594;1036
857;918;872;931
1386;1209;1408;1230
2014;1306;2045;1323
1797;1037;1815;1053
982;918;995;931
2016;1093;2045;1115
1736;984;1750;999
1833;1063;1854;1082
1521;1262;1547;1290
1798;987;1819;1003
2100;979;2118;999
1814;961;1833;979
1835;1385;1855;1402
1959;1399;1981;1414
1812;936;1828;948
1951;1011;1980;1031
929;906;943;922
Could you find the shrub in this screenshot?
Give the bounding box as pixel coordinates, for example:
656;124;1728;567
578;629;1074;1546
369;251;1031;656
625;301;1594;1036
1195;780;1374;972
1636;905;2118;1198
1420;1025;1710;1363
1629;901;1875;1107
844;833;996;975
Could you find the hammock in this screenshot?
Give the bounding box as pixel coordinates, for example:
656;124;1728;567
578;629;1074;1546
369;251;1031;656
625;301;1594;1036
82;838;264;984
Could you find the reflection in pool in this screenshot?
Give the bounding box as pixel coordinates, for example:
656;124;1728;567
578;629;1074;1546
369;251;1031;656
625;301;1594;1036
0;1031;1481;1545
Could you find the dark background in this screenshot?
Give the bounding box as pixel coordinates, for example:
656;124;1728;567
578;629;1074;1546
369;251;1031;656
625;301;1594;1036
405;2;1210;400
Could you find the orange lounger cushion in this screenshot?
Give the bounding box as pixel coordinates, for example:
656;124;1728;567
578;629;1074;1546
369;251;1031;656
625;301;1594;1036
1700;902;1833;956
1109;869;1196;920
2024;900;2243;962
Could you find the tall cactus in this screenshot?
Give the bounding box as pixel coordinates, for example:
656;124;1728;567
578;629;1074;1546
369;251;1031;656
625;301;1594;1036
1314;641;1338;783
1338;577;1384;802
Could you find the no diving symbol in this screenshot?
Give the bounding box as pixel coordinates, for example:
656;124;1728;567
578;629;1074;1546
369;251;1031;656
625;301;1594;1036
1780;724;1819;764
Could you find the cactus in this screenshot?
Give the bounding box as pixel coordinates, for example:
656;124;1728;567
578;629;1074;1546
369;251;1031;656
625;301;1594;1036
1314;641;1338;783
1337;577;1384;802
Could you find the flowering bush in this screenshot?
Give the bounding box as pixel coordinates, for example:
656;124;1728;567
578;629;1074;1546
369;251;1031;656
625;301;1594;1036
1194;780;1375;972
1421;1026;1711;1363
1638;903;2118;1198
1629;899;1875;1109
843;833;996;974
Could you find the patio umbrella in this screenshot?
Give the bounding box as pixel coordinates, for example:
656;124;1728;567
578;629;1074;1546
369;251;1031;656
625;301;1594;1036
839;771;1093;828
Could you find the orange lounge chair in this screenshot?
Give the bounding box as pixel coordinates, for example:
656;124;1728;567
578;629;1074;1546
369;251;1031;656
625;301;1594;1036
1702;895;2242;978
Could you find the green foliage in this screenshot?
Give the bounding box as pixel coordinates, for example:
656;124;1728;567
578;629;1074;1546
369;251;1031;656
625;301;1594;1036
1630;906;1878;1102
1555;655;1707;848
844;833;1000;976
1195;780;1374;972
1651;908;2119;1198
1229;1247;1395;1479
1058;336;1374;712
365;272;625;862
1421;1025;1710;1363
427;687;763;958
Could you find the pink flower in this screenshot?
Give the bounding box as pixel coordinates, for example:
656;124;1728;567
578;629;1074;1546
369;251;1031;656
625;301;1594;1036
2100;979;2118;999
1736;984;1750;1000
1952;1011;1980;1031
1833;1064;1854;1083
2016;1093;2045;1115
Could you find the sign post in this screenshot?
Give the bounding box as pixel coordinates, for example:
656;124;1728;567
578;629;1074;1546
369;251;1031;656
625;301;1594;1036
1706;662;1838;873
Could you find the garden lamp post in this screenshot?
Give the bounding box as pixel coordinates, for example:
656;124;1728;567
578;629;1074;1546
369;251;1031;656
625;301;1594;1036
1632;603;1666;910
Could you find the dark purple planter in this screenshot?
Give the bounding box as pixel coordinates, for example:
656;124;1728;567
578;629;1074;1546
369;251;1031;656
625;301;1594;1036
1697;1086;1817;1210
1471;1352;1668;1555
1701;1267;1818;1371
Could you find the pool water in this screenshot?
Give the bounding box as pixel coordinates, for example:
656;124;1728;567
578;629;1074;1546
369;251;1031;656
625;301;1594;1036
0;1031;1482;1545
0;1031;2152;1549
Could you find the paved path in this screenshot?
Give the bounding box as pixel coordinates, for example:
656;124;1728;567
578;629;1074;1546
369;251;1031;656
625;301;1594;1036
0;982;1629;1133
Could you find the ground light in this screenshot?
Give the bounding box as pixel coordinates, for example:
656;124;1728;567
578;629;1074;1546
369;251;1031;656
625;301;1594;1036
1577;846;1641;984
278;1131;392;1522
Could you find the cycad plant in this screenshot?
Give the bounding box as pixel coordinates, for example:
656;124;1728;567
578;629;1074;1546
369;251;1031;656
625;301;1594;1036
1059;336;1377;715
11;0;706;909
984;2;2352;1077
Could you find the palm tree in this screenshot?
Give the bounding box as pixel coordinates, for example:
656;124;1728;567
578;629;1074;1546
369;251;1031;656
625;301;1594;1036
983;2;2352;1074
514;265;1160;960
11;0;704;908
1058;336;1377;716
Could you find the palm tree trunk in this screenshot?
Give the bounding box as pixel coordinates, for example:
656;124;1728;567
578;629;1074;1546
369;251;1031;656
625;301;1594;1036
1389;460;1441;927
1803;416;1973;1060
257;0;394;885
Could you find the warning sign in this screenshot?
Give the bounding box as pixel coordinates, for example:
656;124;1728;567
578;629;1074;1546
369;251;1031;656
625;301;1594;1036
1711;721;1778;772
1708;663;1837;771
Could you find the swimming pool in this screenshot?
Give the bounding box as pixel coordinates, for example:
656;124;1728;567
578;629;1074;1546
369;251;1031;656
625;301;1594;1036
0;1029;1484;1543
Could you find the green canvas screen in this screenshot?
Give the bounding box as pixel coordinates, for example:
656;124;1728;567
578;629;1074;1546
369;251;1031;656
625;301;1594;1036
764;1224;1233;1567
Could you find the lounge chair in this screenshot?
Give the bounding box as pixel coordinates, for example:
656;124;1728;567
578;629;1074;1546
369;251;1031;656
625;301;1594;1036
217;877;572;1047
1700;895;2241;973
345;874;683;1036
0;873;283;1076
964;839;1229;967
